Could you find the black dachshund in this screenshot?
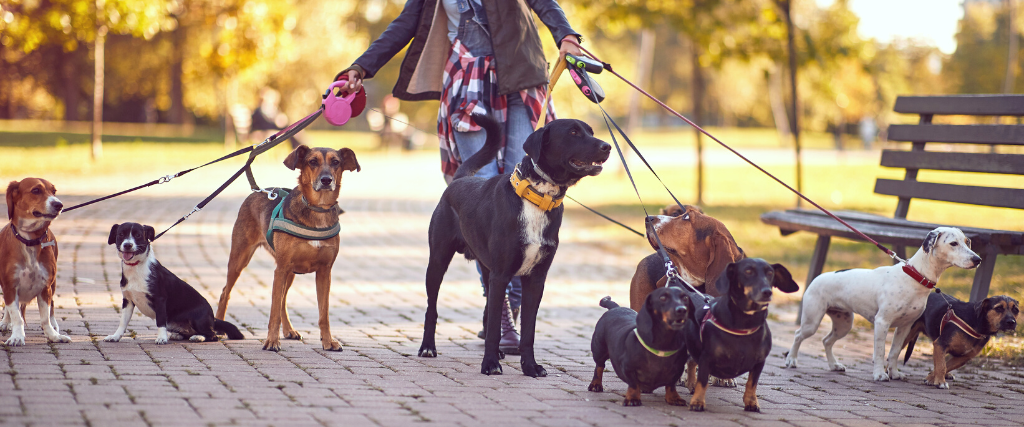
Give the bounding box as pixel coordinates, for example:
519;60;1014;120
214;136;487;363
588;287;689;406
682;258;798;412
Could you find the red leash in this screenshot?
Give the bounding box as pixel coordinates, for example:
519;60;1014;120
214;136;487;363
578;46;903;264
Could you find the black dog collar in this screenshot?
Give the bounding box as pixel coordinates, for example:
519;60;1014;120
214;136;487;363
300;194;343;216
11;227;55;249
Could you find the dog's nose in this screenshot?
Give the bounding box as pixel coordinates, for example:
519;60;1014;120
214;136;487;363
599;143;611;153
971;255;982;265
760;289;773;300
1008;319;1017;329
52;201;64;211
674;306;687;316
645;216;655;224
320;177;333;187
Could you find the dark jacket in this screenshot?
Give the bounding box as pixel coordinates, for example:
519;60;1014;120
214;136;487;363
344;0;579;100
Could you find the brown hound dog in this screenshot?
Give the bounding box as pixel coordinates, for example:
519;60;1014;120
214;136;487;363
629;205;744;312
1;178;70;345
216;146;360;351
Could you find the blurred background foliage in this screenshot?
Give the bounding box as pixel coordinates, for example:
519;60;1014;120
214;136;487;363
0;0;1020;139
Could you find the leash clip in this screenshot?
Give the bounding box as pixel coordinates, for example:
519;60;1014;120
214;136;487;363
157;174;175;184
253;188;279;200
183;206;202;219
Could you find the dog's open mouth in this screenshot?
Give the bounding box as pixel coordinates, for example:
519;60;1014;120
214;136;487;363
667;318;687;330
33;211;58;219
119;249;145;262
569;156;607;175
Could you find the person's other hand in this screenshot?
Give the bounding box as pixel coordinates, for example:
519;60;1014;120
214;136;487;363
338;69;363;94
559;35;582;58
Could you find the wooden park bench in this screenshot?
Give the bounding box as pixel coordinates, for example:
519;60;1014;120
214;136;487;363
761;94;1024;303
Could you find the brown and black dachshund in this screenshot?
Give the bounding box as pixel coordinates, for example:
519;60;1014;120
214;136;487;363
902;293;1019;389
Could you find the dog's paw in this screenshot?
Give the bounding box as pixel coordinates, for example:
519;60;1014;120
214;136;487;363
262;340;281;352
481;358;503;376
47;333;71;343
712;377;736;388
873;371;890;382
103;334;122;342
497;349;505;360
322;339;342;352
888;370;905;381
783;357;798;369
744;403;761;412
623;398;642;407
829;362;846;372
189;335;206;342
945;372;956;380
937;382;949;389
418;347;437;358
521;362;547;378
0;321;11;333
4;334;26;346
665;394;687;407
588;382;603;392
283;330;302;340
155;337;169;345
688;399;705;412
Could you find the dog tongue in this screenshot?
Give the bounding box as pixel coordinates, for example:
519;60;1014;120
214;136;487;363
122;251;134;261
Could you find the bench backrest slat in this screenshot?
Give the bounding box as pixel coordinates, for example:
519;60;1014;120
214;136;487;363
894;95;1024;116
880;150;1024;175
888;124;1024;145
875;179;1024;210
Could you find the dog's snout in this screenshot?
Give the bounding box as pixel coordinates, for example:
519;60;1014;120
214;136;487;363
645;216;655;224
320;176;333;187
760;289;773;300
971;255;982;266
599;143;611;153
52;200;64;212
674;306;687;316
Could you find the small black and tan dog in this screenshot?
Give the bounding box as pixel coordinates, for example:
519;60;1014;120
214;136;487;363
902;292;1019;389
682;258;798;412
588;288;689;407
418;115;611;377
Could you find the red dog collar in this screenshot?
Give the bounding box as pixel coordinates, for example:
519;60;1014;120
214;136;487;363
700;307;761;340
939;308;984;339
902;264;936;289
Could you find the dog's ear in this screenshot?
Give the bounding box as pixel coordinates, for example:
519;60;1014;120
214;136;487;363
704;230;742;285
636;292;656;335
6;180;19;220
144;225;156;242
108;224;120;245
283;145;311;170
771;263;800;293
715;262;738;296
976;297;994;320
338;148;361;172
923;229;941;253
523;126;549;160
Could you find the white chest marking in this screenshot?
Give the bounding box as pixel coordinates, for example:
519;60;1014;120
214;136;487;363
14;243;50;301
309;240;322;248
516;182;558;276
121;251;157;319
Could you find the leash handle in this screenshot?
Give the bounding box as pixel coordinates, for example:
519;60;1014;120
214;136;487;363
537;53;568;131
578;45;900;261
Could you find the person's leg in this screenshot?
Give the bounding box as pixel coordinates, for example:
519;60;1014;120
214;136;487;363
453;128;500;179
502;94;532;313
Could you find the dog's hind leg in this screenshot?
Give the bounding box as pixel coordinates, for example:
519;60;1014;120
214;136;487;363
218;231;261;320
263;268;296;351
418;242;456;358
885;325;914;380
588;333;608;392
315;267;341;351
517;272;549;378
280;277;302;341
784;301;827;369
822;310;853;372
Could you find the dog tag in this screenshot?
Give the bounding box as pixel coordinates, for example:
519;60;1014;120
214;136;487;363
323;80;366;126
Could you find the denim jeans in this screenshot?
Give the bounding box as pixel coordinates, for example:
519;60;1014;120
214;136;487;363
454;95;531;310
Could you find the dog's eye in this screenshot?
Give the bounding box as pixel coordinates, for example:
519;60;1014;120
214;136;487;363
745;268;754;276
965;238;972;248
659;295;667;302
309;159;320;167
331;159;340;167
32;188;42;195
950;242;959;247
570;129;578;136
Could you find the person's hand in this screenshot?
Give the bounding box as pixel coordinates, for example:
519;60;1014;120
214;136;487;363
338;69;363;94
559;35;582;58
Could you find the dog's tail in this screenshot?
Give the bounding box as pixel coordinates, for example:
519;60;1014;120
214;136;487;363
902;320;925;365
214;319;245;340
599;296;619;310
452;114;502;181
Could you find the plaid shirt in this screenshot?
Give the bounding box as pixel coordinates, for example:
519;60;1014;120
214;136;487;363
438;39;556;179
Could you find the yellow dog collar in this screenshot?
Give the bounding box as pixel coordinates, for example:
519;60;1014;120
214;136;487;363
510;167;564;211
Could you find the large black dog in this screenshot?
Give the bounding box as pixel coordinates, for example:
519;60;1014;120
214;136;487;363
682;258;798;412
588;289;689;407
104;223;244;344
418;115;611;377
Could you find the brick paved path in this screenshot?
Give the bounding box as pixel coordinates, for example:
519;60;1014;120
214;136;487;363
2;157;1023;427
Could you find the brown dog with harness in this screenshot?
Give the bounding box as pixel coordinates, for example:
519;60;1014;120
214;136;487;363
216;146;360;351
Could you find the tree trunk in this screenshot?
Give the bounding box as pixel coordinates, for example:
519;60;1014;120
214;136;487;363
627;28;656;134
92;25;107;160
169;25;186;124
768;66;791;145
691;40;705;205
1004;0;1018;94
782;1;802;206
62;47;81;122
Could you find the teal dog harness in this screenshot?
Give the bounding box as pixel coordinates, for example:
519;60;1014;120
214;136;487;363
266;188;342;251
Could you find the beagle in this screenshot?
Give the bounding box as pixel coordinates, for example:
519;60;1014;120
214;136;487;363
0;178;70;345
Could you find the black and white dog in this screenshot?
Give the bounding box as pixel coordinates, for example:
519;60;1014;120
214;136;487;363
418;115;611;377
103;222;244;343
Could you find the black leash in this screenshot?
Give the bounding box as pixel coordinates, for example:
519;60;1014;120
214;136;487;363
564;195;644;237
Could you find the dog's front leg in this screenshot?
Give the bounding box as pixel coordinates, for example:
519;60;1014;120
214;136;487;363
3;294;26;346
104;299;135;342
481;271;512;375
743;361;765;412
37;294;69;343
518;273;548;378
315;268;341;351
153;296;170;344
280;276;301;341
871;318;892;381
925;343;950;389
689;357;711;411
263;268;295;351
886;325;914;380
